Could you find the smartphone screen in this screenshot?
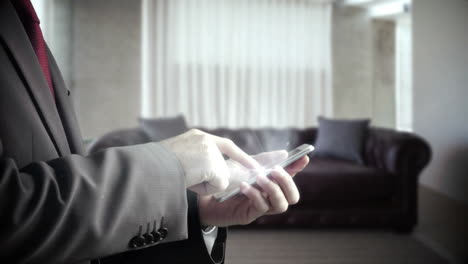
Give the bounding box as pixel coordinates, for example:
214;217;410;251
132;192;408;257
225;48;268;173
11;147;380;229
214;144;314;202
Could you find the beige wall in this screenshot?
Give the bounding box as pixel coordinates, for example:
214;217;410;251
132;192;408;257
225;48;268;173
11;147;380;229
71;0;142;140
332;6;395;128
413;0;468;204
332;6;374;119
413;0;468;261
45;0;73;90
372;20;396;128
47;0;142;140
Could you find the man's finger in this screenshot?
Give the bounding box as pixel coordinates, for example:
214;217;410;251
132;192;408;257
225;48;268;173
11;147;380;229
240;182;270;214
256;174;289;214
284;155;309;177
270;166;300;205
211;136;260;169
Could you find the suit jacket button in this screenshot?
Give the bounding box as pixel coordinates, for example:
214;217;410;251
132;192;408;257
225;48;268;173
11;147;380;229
143;223;155;244
151;220;162;242
129;226;146;248
129;235;145;248
151;230;161;242
158;227;168;240
129;240;138;249
158;217;168;240
143;233;154;244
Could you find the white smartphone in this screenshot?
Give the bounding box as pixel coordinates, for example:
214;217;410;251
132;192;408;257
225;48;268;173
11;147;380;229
214;144;315;202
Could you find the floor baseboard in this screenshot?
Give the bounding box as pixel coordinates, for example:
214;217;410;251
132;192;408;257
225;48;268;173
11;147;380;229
414;232;462;264
417;184;468;263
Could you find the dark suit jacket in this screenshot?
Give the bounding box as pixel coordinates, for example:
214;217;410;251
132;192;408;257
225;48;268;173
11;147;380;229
0;0;225;263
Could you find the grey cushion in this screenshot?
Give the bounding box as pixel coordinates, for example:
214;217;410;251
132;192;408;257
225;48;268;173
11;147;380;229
139;115;189;141
313;117;370;164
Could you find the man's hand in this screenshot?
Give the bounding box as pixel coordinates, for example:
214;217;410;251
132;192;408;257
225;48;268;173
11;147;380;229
160;129;260;195
198;151;309;227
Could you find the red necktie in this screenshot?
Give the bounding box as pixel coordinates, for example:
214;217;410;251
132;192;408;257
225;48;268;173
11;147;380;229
13;0;55;100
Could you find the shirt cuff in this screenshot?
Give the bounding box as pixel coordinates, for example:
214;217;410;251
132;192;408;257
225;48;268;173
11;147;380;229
202;226;218;254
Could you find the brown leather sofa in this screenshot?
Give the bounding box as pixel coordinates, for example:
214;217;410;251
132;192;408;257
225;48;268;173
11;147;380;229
89;124;431;232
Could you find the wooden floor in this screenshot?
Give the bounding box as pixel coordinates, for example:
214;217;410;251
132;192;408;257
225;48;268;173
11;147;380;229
225;229;449;264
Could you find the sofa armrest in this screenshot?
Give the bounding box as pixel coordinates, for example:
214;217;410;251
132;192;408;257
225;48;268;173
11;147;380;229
365;128;431;176
365;128;431;227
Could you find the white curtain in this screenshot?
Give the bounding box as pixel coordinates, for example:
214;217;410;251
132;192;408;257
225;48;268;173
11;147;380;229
141;0;332;128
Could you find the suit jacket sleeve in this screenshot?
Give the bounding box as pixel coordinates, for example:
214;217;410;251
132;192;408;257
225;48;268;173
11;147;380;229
0;141;189;264
99;191;227;264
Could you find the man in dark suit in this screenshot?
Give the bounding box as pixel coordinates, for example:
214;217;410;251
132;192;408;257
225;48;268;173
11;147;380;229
0;0;309;263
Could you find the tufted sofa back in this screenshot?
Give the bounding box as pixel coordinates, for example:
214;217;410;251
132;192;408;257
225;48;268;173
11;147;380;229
89;125;430;176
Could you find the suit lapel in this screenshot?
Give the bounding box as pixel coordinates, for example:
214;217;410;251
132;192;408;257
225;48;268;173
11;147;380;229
47;47;86;156
0;0;70;157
